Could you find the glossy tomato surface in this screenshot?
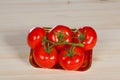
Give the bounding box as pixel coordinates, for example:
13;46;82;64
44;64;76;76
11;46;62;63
58;47;85;70
79;49;92;71
47;25;72;50
27;27;46;49
74;26;97;50
33;46;58;68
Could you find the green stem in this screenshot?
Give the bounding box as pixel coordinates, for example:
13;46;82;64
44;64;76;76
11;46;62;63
69;46;74;57
44;43;51;53
45;40;84;47
42;35;84;53
56;42;84;47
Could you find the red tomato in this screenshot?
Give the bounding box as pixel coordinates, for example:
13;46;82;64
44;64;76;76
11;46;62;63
33;46;58;68
58;47;84;70
74;26;97;50
79;49;92;71
27;27;46;49
47;25;72;50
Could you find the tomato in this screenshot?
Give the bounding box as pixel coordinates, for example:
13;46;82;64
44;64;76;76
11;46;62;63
33;46;58;68
74;26;97;50
79;49;92;71
47;25;72;50
27;27;46;49
58;47;84;70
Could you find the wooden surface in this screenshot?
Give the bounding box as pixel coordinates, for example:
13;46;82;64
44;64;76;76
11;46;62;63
0;0;120;80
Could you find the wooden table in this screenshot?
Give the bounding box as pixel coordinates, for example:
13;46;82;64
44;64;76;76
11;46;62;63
0;0;120;80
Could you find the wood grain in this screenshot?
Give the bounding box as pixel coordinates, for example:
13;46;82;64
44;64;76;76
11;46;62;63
0;0;120;80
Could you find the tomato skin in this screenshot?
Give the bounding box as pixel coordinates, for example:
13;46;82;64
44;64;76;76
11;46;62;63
58;47;84;70
47;25;72;50
74;26;97;50
79;49;92;71
27;27;46;49
33;46;58;68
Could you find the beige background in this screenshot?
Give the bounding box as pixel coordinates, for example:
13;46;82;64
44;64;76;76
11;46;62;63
0;0;120;80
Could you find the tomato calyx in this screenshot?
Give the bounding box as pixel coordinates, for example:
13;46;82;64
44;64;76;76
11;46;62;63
73;30;86;44
64;46;75;57
77;30;86;43
42;36;53;53
55;31;65;43
43;43;51;53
